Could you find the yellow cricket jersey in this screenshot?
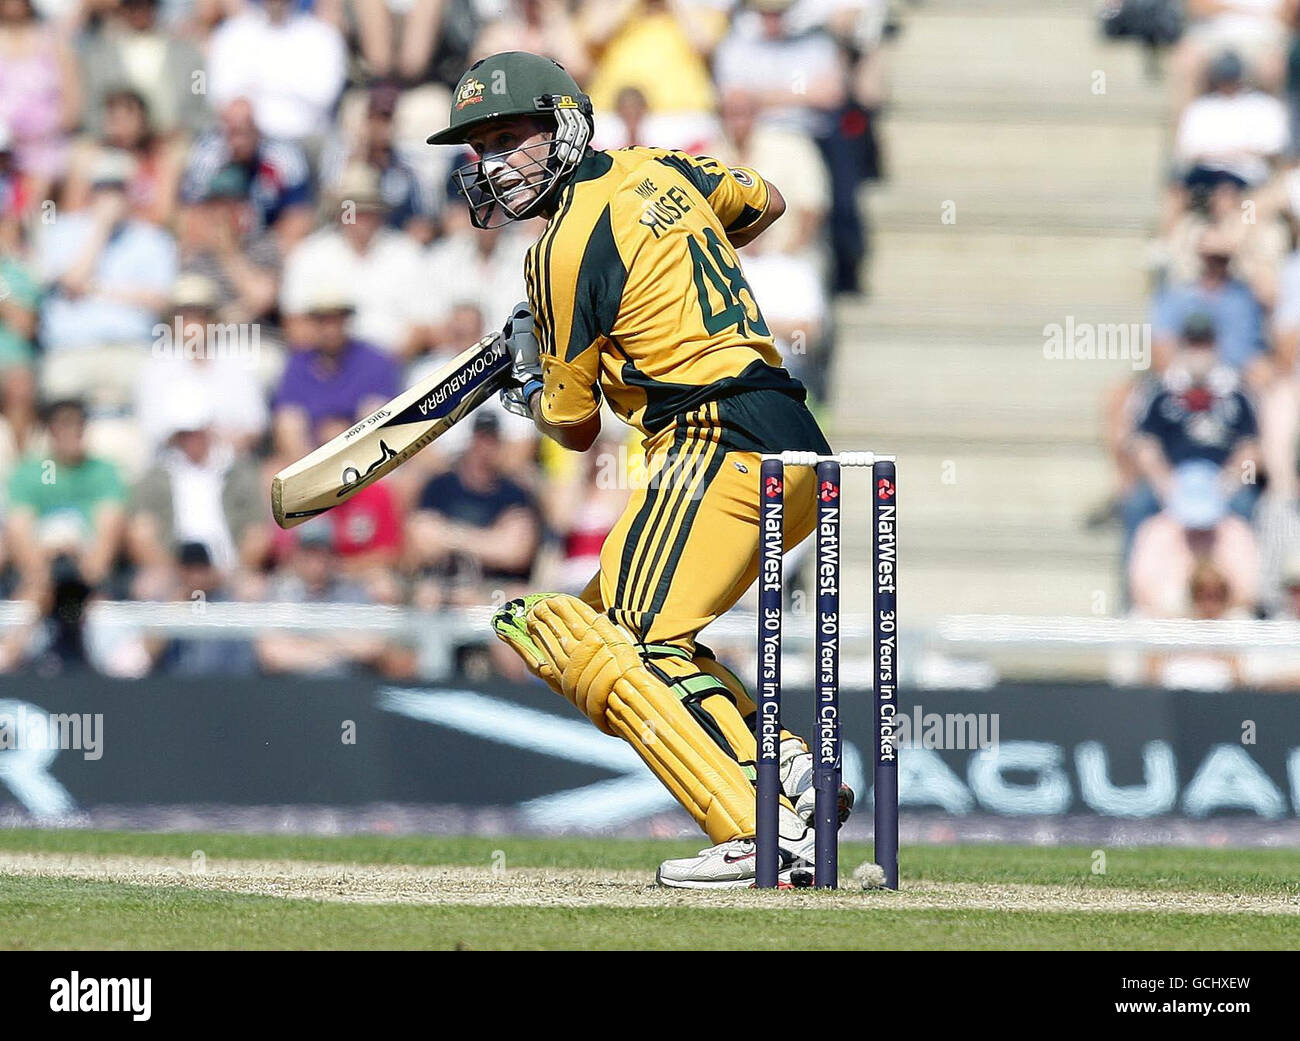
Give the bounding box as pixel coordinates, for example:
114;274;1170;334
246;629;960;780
525;147;805;440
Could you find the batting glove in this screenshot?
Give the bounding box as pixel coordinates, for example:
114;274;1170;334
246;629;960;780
500;302;543;419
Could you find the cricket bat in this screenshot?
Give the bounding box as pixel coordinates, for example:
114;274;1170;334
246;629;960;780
271;334;510;528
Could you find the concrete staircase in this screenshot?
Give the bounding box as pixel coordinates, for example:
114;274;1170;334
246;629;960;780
829;0;1169;621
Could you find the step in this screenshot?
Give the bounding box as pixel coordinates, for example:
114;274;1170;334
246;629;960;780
836;556;1119;621
863;228;1153;319
820;448;1115;534
826;335;1132;443
889;11;1168;122
870;120;1165;232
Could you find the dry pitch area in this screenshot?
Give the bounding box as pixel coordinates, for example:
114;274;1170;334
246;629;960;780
4;849;1299;916
2;829;1298;949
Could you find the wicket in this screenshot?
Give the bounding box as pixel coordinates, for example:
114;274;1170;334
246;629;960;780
755;451;899;890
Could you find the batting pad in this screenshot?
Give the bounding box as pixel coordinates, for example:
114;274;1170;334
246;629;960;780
508;594;758;843
692;649;808;765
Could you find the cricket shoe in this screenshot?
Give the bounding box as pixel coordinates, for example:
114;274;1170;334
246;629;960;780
656;809;818;889
781;738;855;828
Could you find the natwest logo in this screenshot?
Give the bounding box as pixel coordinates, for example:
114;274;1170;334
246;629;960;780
764;475;782;498
877;478;895;500
819;480;838;502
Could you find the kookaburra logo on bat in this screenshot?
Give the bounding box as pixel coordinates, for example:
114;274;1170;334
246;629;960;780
338;439;397;495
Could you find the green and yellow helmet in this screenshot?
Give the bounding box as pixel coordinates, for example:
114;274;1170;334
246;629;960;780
428;51;595;228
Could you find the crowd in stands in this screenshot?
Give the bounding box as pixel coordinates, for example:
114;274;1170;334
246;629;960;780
1106;2;1300;688
0;0;893;677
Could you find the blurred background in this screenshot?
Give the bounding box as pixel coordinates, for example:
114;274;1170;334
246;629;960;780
1;0;1299;845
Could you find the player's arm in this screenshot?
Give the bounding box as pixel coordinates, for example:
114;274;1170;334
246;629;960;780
527;387;601;452
679;154;784;248
727;180;785;249
500;302;599;450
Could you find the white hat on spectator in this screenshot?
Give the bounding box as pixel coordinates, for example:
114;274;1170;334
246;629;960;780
160;384;217;440
332;163;386;212
303;283;357;315
170;273;221;312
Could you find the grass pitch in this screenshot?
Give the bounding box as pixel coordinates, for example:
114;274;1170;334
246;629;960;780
1;828;1297;950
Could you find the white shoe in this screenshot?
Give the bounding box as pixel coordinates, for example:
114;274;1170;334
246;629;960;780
656;809;817;889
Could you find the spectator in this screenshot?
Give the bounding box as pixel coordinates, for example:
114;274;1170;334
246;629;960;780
5;398;126;594
1242;553;1300;687
581;0;729;151
334;0;393;80
714;0;863;291
257;518;410;677
79;0;206;138
319;81;437;243
1276;551;1300;618
1129;459;1260;615
181;98;315;240
62;88;185;227
152;541;258;676
0;551;95;674
1146;559;1245;689
1172;1;1289;111
1253;470;1300;614
404;301;539;478
394;0;490;88
125;390;265;577
711;86;828;262
406;411;541;608
280;163;429;355
1257;230;1300;500
1154;175;1287;309
423;200;534;349
35;148;177;405
1124;313;1260;560
174;163;281;325
311;413;403;577
474;0;591;83
714;0;846;139
0;0;80;205
1150;228;1267;377
0;218;40;452
0;119;29;229
207;0;347;146
592;84;652;150
134;274;268;455
540;430;630;594
1173;50;1287;197
743;249;829;400
271;284;399;460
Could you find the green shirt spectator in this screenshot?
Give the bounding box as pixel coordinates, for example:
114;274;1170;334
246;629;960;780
8;453;126;530
0;254;38;368
4;399;129;593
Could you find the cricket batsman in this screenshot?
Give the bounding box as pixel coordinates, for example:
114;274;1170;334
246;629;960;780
428;51;850;887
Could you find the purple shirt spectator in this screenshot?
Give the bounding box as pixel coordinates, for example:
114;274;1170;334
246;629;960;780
273;339;398;429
